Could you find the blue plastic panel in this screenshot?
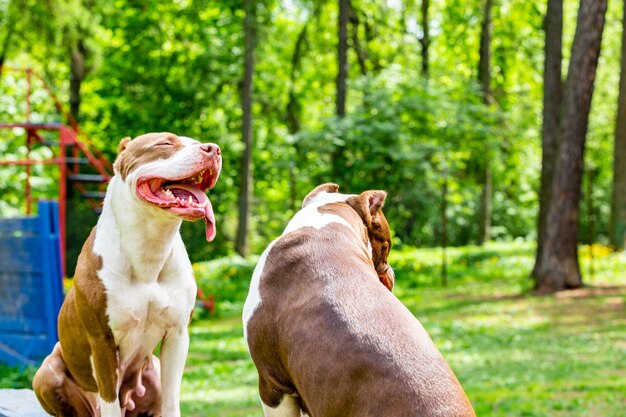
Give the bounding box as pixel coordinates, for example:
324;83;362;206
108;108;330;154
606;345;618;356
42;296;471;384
0;201;63;367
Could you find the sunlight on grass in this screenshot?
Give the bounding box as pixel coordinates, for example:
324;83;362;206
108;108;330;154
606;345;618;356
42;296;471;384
182;242;626;417
2;243;624;416
181;316;259;416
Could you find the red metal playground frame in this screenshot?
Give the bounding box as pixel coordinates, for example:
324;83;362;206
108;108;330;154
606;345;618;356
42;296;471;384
0;66;114;274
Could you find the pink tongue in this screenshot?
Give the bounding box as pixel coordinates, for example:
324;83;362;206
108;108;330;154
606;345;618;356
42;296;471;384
204;199;216;242
166;183;216;241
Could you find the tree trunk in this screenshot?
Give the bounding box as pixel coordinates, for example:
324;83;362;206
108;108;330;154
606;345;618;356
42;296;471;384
477;165;492;244
477;0;493;245
336;0;349;118
586;164;597;279
478;0;493;105
286;23;308;213
236;0;256;257
286;23;308;135
420;0;430;77
534;0;608;294
610;1;626;250
532;0;564;279
441;161;449;287
69;40;87;122
331;0;350;180
347;1;367;76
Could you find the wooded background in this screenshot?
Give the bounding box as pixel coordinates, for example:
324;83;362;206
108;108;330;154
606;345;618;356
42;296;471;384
0;0;624;294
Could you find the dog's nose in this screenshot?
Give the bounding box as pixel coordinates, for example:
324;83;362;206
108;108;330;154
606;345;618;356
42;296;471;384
201;143;220;156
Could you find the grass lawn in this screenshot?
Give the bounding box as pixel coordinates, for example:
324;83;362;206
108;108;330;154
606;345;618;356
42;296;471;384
2;242;625;416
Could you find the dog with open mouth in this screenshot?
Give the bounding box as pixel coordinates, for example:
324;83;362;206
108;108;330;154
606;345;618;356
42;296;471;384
33;132;221;417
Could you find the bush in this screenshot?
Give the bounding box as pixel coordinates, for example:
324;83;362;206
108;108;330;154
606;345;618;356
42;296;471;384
193;255;259;317
0;364;36;389
389;242;536;289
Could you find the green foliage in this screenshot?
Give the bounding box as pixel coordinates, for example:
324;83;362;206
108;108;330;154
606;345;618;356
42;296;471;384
0;0;622;259
0;364;36;389
193;254;258;316
390;241;536;288
295;72;534;247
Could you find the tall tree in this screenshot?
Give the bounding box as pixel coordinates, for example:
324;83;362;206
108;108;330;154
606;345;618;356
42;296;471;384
478;0;493;104
286;23;309;135
532;0;564;279
420;0;430;77
347;1;367;76
337;0;349;118
477;0;493;244
236;0;256;257
286;21;309;211
331;0;350;180
534;0;608;294
62;0;99;122
610;1;626;250
69;39;87;121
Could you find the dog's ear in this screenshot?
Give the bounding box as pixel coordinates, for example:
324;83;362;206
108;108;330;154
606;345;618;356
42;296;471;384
347;190;393;292
114;137;132;177
346;190;387;225
367;190;386;217
117;137;131;154
302;183;340;208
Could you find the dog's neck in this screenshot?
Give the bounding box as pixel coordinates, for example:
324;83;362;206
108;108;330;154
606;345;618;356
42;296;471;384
96;175;184;283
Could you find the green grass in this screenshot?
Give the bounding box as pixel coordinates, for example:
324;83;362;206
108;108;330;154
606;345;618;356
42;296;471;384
2;242;625;416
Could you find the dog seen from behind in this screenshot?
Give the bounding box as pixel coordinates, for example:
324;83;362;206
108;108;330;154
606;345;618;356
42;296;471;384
33;132;221;417
243;183;476;417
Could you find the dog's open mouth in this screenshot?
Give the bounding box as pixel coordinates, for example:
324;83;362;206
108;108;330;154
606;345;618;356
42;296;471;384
136;168;219;241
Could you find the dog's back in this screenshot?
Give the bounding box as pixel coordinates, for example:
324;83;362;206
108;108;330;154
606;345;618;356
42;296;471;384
244;184;475;417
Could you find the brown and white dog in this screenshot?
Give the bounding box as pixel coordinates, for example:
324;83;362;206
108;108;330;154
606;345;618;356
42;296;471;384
32;132;221;417
243;183;475;417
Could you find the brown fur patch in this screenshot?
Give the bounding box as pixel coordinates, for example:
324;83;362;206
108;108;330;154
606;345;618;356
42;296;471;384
59;227;119;402
114;132;185;180
316;190;394;290
33;343;94;417
346;190;394;289
117;137;131;154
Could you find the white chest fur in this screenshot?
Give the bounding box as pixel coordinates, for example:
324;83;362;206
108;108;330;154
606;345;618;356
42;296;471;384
104;263;195;368
93;178;196;371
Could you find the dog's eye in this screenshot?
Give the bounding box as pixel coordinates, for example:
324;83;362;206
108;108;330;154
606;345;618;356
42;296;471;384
156;142;174;147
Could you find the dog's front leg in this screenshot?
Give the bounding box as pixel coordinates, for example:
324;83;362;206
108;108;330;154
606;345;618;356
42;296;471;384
89;337;122;417
99;397;123;417
159;326;189;417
